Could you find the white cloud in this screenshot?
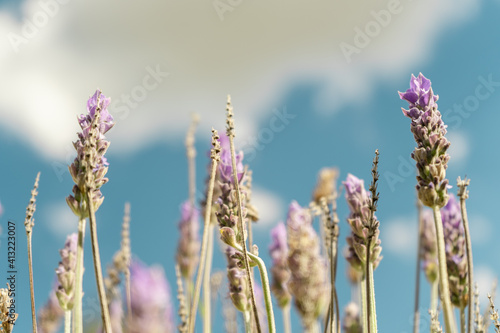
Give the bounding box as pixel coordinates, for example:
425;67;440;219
475;266;497;307
382;216;417;258
250;187;285;228
447;131;470;165
42;201;79;239
469;215;492;244
0;0;480;160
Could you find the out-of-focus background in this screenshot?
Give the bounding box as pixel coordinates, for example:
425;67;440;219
0;0;499;331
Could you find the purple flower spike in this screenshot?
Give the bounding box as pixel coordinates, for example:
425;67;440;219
420;209;438;284
176;201;201;279
441;194;468;308
269;223;291;308
218;132;244;183
37;287;64;333
399;74;451;208
55;233;78;311
127;260;174;333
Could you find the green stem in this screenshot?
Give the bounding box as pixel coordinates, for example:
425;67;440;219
245;251;276;333
203;225;214;333
65;310;71;333
366;238;372;333
189;158;218;333
73;217;86;333
360;278;368;333
413;201;423;333
26;231;37;333
283;304;292;333
87;193;112;332
244;310;252;333
368;263;377;332
459;196;473;333
430;280;439;314
432;205;456;333
460;306;466;333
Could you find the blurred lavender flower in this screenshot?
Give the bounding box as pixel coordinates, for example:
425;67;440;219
342;302;362;333
420;209;438;284
441;194;468;308
176;201;200;279
343;174;382;272
218;132;244;184
37;289;64;333
286;201;329;331
269;222;291;308
67;90;114;218
226;246;250;312
127;260;174;333
399;73;450;208
55;233;77;311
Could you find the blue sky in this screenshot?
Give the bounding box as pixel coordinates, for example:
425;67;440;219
1;0;500;332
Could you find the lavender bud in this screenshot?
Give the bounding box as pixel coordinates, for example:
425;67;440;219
342;302;362;333
420;209;438;283
37;287;64;333
441;194;468;308
269;223;291;308
176;201;200;279
399;73;451;208
226;246;250;312
55;233;77;311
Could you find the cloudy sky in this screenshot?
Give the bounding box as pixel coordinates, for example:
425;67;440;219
1;0;500;331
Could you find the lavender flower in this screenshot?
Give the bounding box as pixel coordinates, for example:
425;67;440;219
55;233;77;311
0;284;17;332
399;73;451;208
218;132;244;184
342;302;362;333
127;260;174;333
269;223;291;308
343;174;382;272
226;246;250;312
176;201;201;279
67;90;114;217
441;194;468;308
286;201;329;331
37;289;64;333
420;209;438;284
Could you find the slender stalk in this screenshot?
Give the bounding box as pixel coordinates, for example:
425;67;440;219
65;310;72;333
432;205;456;333
186;114;199;206
203;225;215;333
283;305;292;333
226;108;261;333
460;307;466;333
368;263;377;332
73;217;86;333
430;280;439;314
244;311;252;333
360;278;368;333
189;131;219;333
125;268;131;319
457;177;473;333
413;200;423;333
245;251;276;333
365;239;372;333
27;232;37;333
87;192;112;332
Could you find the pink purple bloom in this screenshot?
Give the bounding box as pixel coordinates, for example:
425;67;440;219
218;132;244;183
399;73;450;208
127;260;174;333
67;90;114;218
37;288;64;333
342;174;382;272
55;233;77;311
441;194;468;308
176;201;200;279
226;246;250;312
269;223;291;308
420;209;438;283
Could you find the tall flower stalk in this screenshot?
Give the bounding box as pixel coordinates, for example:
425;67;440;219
67;90;114;332
188;129;220;333
399;73;455;333
55;234;78;333
457;177;473;333
24;172;40;333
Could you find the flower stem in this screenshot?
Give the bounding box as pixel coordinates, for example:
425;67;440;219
244;310;252;333
87;192;112;332
283;304;292;333
189;147;219;333
360;277;368;333
413;200;423;333
73;217;86;333
460;306;466;333
65;310;72;333
26;231;37;333
430;280;439;314
432;205;456;333
203;225;215;333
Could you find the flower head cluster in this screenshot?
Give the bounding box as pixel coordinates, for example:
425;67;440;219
441;194;468;308
37;288;64;333
225;246;251;312
343;174;382;272
176;201;200;279
67;90;114;218
420;209;438;283
269;222;291;308
399;73;451;208
0;284;17;332
55;233;78;311
127;260;174;333
342;302;362;333
286;201;329;330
